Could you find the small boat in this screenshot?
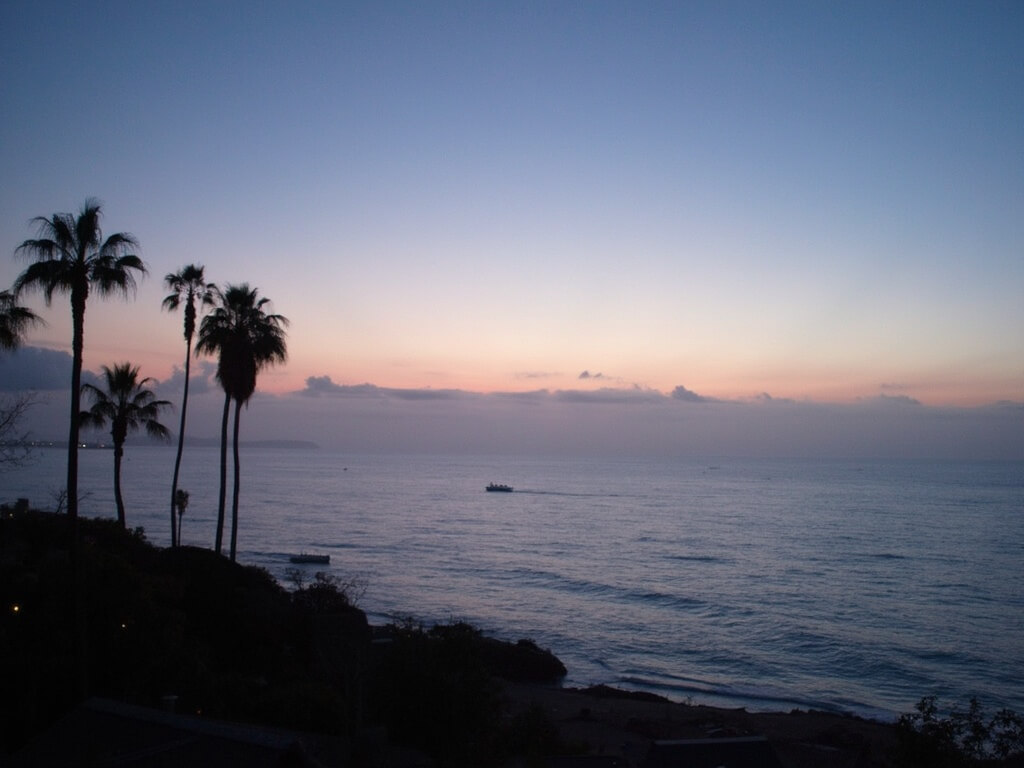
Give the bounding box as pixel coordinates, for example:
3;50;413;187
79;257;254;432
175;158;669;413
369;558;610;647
289;553;330;564
486;483;513;493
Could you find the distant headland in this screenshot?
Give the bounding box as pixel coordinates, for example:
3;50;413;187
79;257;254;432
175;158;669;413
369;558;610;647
14;438;320;450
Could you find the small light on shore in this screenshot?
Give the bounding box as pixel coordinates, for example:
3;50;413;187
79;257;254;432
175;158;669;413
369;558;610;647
11;604;20;614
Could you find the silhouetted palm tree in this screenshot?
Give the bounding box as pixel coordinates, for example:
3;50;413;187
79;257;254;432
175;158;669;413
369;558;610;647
162;265;216;547
80;363;171;528
196;284;287;560
0;289;42;350
13;199;144;521
174;489;190;545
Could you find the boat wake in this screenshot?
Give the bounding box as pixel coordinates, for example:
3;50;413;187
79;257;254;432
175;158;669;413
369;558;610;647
512;489;620;498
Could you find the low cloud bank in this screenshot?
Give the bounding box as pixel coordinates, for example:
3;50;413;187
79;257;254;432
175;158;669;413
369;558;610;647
6;361;1022;460
301;375;470;401
0;347;101;391
671;385;721;403
270;375;1023;460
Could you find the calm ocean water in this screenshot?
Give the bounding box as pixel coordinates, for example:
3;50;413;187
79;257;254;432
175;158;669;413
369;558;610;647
3;446;1023;720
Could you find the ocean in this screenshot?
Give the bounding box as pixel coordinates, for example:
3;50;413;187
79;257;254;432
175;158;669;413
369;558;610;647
3;446;1022;720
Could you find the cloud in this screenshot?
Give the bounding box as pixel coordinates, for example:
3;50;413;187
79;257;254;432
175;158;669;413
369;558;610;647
578;370;605;380
515;371;558;380
857;394;923;407
301;375;372;397
671;384;716;403
991;400;1024;412
491;389;551;404
299;375;471;401
157;360;217;398
0;346;100;391
12;364;1023;460
388;387;470;401
750;392;796;405
253;384;1024;460
555;386;666;404
0;349;215;400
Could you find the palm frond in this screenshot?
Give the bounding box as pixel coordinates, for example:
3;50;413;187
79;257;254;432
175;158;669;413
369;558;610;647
15;237;62;262
145;420;172;440
99;231;140;252
79;409;107;430
91;255;146;296
81;381;111;402
13;242;73;302
0;290;44;349
73;200;107;251
25;211;75;249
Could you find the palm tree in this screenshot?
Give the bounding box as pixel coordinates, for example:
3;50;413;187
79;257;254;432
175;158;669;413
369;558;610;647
0;289;42;350
196;284;287;560
162;265;216;547
13;199;144;521
174;489;190;545
80;363;171;528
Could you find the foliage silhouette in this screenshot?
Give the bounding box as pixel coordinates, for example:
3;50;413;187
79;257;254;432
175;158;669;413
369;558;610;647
174;488;189;545
895;695;1024;766
369;620;504;766
196;284;287;560
0;289;42;350
0;393;38;469
80;363;172;528
0;509;371;753
0;292;42;468
162;264;216;547
13;199;144;521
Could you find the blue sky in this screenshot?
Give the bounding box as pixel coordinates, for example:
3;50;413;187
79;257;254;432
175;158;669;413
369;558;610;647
1;1;1021;457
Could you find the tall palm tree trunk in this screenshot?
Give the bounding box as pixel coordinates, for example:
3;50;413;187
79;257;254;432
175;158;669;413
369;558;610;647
230;397;243;562
69;288;89;700
169;338;194;546
113;443;126;527
68;289;86;520
215;391;230;555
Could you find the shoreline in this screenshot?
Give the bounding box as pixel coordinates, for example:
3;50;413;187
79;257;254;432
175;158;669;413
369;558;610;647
362;610;901;725
499;680;904;768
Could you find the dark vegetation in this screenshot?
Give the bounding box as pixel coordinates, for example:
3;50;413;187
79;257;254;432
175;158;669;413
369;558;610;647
0;506;569;766
894;696;1024;767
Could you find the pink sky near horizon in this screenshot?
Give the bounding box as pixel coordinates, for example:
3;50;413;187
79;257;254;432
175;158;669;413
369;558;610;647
12;300;1017;408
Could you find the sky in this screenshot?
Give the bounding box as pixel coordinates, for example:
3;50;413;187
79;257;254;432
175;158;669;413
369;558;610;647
1;1;1022;458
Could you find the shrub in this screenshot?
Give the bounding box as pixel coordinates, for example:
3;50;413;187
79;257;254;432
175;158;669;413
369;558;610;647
895;696;1024;767
369;620;504;766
